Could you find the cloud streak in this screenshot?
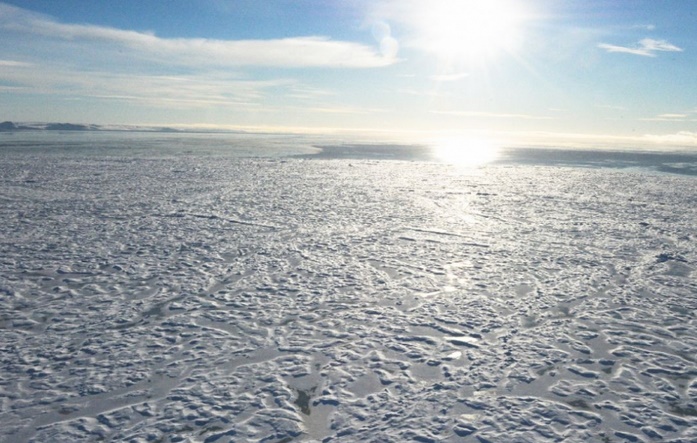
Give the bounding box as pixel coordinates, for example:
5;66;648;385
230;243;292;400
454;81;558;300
598;38;682;57
0;60;295;109
640;113;696;122
431;110;554;120
0;2;395;68
0;59;32;67
430;72;469;82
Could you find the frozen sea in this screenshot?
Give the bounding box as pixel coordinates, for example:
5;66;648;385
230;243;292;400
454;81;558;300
1;131;696;442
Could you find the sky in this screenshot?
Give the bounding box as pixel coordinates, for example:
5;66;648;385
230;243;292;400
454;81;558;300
1;0;697;148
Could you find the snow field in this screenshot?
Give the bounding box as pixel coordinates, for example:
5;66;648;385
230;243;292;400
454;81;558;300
1;154;696;442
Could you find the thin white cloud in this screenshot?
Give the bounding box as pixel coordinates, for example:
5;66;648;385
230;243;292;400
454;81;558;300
598;38;682;57
0;61;295;109
0;85;27;92
632;24;656;31
284;85;336;100
0;59;32;67
431;110;554;120
595;104;627;111
306;105;388;115
0;2;395;68
430;72;469;82
396;88;444;98
656;113;687;119
640;113;689;122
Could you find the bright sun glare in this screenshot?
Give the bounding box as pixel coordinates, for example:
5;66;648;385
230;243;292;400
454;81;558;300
431;137;500;167
417;0;527;63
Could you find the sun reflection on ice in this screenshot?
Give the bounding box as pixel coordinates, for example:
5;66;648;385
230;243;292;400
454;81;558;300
431;137;500;167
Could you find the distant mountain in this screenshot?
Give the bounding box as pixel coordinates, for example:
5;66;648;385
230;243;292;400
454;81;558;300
44;123;97;131
0;121;40;131
0;121;18;131
0;121;234;134
0;121;112;132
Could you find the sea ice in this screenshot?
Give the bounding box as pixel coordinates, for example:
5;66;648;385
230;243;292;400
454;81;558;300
1;143;696;442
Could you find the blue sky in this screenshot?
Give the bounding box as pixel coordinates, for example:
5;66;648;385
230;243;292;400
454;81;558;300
1;0;696;148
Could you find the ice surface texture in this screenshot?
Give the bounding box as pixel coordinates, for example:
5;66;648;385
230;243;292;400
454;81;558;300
1;152;696;442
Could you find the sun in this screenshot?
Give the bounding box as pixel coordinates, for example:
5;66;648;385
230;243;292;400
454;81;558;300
415;0;527;64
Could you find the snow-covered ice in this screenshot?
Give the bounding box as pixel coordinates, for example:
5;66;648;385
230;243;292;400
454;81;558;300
1;134;696;442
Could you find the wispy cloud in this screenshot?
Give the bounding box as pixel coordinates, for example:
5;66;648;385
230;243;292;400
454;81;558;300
306;105;388;115
431;110;554;120
0;3;395;68
631;24;656;31
0;59;32;67
0;85;27;92
0;61;294;109
0;2;401;119
595;104;627;111
598;38;682;57
396;88;444;98
640;113;690;122
430;72;469;82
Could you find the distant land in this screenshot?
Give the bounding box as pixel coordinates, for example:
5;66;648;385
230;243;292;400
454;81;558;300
0;121;184;133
